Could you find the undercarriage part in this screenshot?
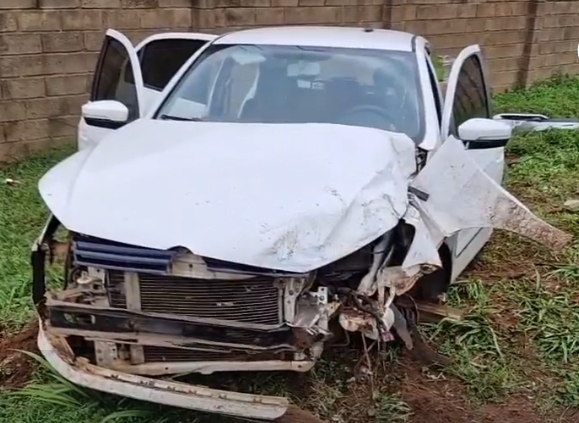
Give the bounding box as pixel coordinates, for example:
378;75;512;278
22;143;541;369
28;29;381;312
395;296;463;323
407;327;452;367
390;303;414;350
407;244;452;302
392;300;452;368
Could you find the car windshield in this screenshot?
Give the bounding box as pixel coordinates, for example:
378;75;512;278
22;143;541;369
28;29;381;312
156;44;424;141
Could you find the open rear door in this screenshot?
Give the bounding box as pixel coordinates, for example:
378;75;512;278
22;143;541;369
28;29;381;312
78;30;145;150
136;33;217;112
77;31;215;150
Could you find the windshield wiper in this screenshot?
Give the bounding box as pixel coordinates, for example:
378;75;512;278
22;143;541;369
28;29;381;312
160;114;203;122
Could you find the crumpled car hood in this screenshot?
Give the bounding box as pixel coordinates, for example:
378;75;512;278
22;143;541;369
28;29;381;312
39;120;417;272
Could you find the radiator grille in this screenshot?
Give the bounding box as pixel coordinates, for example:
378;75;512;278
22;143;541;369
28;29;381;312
143;346;289;362
107;271;282;325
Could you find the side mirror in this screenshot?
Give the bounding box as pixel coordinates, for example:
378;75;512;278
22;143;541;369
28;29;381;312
82;100;129;129
458;118;512;150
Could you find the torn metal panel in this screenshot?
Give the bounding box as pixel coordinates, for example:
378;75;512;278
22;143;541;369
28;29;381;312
410;136;572;250
376;265;431;297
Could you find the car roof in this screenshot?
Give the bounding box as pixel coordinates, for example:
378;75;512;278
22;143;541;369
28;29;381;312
213;26;416;52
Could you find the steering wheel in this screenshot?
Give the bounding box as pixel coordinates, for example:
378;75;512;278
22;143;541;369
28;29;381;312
337;105;398;132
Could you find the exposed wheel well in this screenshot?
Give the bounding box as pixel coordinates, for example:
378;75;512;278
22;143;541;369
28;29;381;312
407;242;453;302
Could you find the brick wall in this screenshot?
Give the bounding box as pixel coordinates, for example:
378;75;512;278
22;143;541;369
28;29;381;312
388;0;579;92
1;0;578;160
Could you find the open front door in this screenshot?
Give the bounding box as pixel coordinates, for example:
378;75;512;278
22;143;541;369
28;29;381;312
78;30;145;150
439;45;508;279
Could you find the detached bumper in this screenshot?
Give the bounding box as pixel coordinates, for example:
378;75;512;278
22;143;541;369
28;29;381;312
38;324;290;421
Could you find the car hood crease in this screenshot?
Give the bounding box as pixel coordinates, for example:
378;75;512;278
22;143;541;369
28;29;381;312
39;120;417;272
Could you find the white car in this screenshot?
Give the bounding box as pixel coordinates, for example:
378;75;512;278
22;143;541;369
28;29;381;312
33;26;570;421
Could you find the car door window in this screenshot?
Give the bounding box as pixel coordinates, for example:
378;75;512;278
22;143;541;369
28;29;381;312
92;37;140;122
451;55;489;135
139;39;207;91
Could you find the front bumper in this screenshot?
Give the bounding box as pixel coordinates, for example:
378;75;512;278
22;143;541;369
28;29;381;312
33;216;301;420
38;322;290;420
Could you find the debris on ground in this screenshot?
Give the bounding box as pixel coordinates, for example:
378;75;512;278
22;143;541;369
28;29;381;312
564;199;579;212
493;113;579;132
4;178;21;186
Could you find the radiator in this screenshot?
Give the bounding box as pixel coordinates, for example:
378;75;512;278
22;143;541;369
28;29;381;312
107;270;283;326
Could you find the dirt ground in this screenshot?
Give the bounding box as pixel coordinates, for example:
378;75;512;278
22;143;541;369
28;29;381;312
400;364;546;423
0;324;38;389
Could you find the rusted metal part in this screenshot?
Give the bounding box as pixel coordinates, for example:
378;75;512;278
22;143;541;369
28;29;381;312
338;308;395;342
376;265;438;297
339;309;375;333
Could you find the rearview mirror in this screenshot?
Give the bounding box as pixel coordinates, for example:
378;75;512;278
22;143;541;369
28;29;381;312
82;100;129;129
458;118;512;150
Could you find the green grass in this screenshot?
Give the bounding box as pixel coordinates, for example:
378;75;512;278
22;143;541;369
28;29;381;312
0;148;72;331
421;74;579;414
2;74;579;422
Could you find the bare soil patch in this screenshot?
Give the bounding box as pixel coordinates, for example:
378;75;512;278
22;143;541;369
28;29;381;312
399;361;552;423
0;323;38;389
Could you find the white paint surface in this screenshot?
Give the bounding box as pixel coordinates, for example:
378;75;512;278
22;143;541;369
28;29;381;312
82;100;129;123
214;26;415;52
40;121;417;273
458;118;512;142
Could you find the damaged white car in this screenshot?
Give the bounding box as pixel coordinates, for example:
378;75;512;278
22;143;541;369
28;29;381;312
32;26;571;421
